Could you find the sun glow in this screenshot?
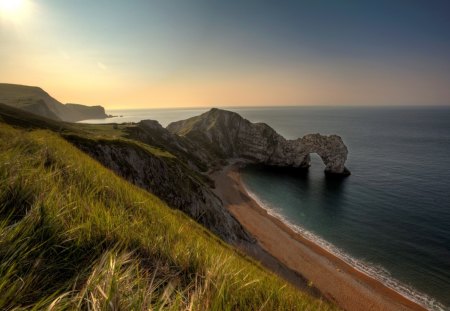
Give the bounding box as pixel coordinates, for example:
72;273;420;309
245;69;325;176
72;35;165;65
0;0;23;13
0;0;29;22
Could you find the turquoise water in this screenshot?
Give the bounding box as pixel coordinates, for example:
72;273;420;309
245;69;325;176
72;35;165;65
83;106;450;310
237;107;450;311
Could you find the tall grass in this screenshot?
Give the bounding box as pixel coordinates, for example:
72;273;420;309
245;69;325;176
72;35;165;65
0;123;338;310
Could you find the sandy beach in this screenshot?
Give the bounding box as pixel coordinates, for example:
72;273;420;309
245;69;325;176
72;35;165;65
211;163;427;311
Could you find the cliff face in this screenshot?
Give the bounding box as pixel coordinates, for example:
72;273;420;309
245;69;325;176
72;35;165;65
66;103;108;121
0;83;108;122
167;108;350;175
65;134;251;243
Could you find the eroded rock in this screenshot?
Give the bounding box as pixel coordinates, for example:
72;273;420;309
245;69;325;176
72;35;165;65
167;108;350;176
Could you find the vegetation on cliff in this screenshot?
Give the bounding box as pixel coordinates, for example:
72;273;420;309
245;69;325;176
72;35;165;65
0;105;337;310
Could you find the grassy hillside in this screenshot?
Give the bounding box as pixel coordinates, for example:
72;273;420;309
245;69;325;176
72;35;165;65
0;103;73;131
0;84;107;122
0;123;337;310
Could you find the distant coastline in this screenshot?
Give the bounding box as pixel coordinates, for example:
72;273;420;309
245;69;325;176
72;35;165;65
211;163;428;311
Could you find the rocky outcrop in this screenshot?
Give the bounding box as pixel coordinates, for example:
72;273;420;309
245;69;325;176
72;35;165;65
0;83;108;122
65;134;251;243
125;120;219;172
167;108;350;176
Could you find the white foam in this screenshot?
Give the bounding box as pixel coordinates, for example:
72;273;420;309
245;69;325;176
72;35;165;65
242;183;446;311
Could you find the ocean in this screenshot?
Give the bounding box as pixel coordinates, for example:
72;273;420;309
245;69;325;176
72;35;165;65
81;106;450;310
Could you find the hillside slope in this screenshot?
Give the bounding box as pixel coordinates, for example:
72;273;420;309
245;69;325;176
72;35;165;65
0;83;108;122
0;122;337;310
0;104;250;243
65;133;250;243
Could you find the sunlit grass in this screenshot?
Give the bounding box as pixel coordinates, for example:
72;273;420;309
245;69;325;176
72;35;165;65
0;123;338;310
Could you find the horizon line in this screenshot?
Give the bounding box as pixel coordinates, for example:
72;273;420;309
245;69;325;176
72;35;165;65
104;104;450;111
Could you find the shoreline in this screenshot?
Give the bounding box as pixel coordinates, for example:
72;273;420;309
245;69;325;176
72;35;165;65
211;163;427;311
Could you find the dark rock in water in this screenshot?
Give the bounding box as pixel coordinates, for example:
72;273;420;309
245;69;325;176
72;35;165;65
167;108;350;176
324;167;351;179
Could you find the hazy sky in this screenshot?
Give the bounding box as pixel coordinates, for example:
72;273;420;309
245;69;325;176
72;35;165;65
1;0;450;108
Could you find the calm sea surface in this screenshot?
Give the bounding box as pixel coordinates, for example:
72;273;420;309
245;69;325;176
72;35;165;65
82;107;450;310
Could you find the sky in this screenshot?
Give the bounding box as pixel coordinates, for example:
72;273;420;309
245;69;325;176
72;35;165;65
1;0;450;109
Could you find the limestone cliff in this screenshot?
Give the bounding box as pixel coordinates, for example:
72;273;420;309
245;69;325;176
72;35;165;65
167;108;350;176
66;103;109;121
0;83;108;122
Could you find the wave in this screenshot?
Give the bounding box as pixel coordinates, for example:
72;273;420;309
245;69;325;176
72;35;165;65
242;183;446;311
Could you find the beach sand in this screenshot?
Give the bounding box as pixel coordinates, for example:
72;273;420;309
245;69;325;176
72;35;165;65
211;163;426;311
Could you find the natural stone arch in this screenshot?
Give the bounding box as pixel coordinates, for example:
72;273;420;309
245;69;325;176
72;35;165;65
297;134;350;176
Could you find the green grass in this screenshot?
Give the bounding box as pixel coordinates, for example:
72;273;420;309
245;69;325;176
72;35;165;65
74;123;135;139
0;123;338;310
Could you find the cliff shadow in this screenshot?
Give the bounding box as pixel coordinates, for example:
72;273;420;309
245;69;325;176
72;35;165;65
241;163;311;192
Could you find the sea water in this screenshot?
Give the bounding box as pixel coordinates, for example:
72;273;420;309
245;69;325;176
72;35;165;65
81;106;450;310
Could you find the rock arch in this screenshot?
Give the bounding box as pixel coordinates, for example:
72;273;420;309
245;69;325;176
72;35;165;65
297;134;350;176
167;108;351;177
